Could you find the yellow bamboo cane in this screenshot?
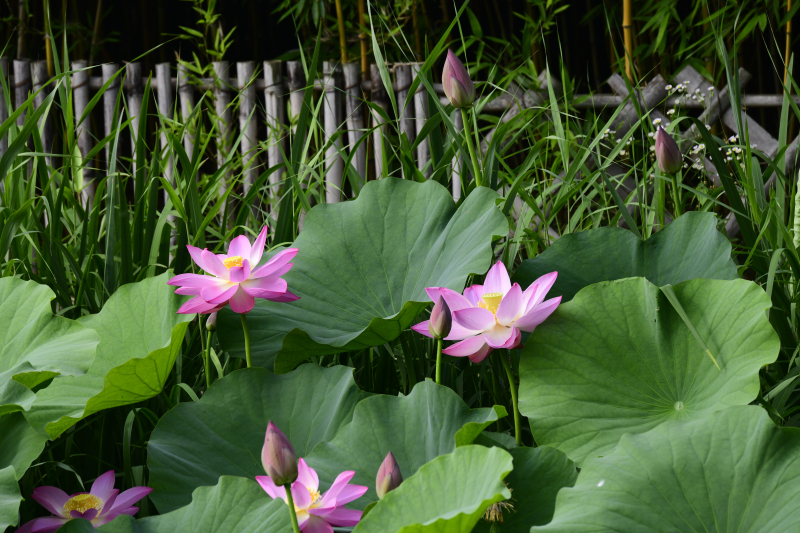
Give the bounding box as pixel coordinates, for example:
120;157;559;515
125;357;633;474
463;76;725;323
623;0;633;81
785;0;793;89
335;0;348;64
358;0;368;77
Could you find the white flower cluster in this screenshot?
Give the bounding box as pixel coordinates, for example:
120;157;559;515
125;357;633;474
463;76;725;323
691;143;706;155
600;128;616;141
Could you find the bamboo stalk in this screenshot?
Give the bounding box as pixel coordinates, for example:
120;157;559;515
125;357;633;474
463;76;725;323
343;62;367;188
126;62;143;191
213;61;232;199
16;0;25;59
156;63;174;185
31;60;53;170
72;60;95;204
370;63;388;180
334;0;348;64
323;61;344;203
286;61;304;133
358;0;368;77
13;59;30;125
412;63;430;177
101;63;120;173
237;61;258;196
264;60;285;205
786;0;793;88
396;64;416;178
176;63;196;182
412;0;422;59
43;0;53;76
623;0;633;80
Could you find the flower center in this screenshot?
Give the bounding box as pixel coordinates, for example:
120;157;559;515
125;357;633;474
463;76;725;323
63;494;103;516
222;256;243;269
478;292;503;315
308;487;321;504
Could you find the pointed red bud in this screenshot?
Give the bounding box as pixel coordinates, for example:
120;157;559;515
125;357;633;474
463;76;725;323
428;296;452;340
261;421;298;486
442;50;476;109
376;452;403;499
655;126;682;174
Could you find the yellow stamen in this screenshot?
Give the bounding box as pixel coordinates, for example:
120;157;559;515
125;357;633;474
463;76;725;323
222;256;243;269
63;494;103;516
308;487;321;503
478;292;503;315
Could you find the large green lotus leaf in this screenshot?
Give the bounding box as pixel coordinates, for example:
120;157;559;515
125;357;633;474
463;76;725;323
519;277;779;466
533;406;800;532
354;445;512;533
305;380;505;510
512;212;737;302
0;465;21;531
472;446;578;532
146;365;361;514
217;178;508;372
0;277;98;414
56;476;291;533
24;273;192;438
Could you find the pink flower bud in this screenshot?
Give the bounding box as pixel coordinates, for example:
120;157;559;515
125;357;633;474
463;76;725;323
206;312;217;332
655;126;682;174
376;452;403;499
442;50;476;109
428;296;452;340
261;421;298;486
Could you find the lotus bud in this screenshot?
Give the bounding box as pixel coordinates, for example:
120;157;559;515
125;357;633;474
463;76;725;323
655;126;682;174
428;296;452;340
206;312;217;332
261;421;298;486
442;49;476;109
376;452;403;499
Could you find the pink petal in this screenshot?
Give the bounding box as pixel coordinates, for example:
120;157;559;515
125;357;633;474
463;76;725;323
108;487;152;512
187;246;211;272
297;459;319;492
514;296;562;332
411;320;433;338
495;283;523;327
90;471;117;503
439;287;474;312
267;291;300;303
167;273;224;288
251;248;299;279
327;483;367;506
525;272;558;312
425;287;443;303
227;235;253;260
483;326;517;349
92;506;138;526
249;226;269;266
228;259;252;283
302;516;334;533
16;516;68;533
468;343;493;363
201;283;238;304
319;471;355;503
177;296;225;315
483;261;511;296
200;250;230;279
256;476;286;502
229;287;256;313
290;480;312;510
462;285;483;306
72;508;99;521
30;486;70;516
324;507;363;527
443;336;489;358
240;277;288;298
308;503;337;517
452;307;495;332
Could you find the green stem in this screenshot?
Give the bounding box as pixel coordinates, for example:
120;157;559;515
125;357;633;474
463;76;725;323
499;351;522;445
241;313;252;368
204;330;212;389
670;171;682;217
460;107;483;187
435;338;443;384
284;484;301;533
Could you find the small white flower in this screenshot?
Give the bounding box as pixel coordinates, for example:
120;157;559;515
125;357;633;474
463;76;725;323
751;143;757;149
728;135;737;143
695;89;701;94
616;138;622;144
684;80;690;85
648;131;655;138
665;84;673;91
708;86;715;92
667;109;675;116
619;150;628;156
597;480;605;488
691;95;697;100
653;118;662;126
649;145;655;151
705;124;711;130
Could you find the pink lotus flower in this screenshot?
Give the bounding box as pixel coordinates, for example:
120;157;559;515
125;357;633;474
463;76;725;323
17;470;152;532
412;262;561;363
168;226;299;315
257;459;367;533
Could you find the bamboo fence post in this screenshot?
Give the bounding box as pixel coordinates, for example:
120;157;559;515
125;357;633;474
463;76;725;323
623;0;633;81
237;61;258;196
125;62;143;189
213;61;233;196
343;62;367;187
323;61;344;203
396;64;417;177
0;57;8;159
451;109;463;200
31;60;53;170
358;0;368;77
370;63;389;180
101;63;120;172
177;63;196;171
412;63;430;177
72;60;95;204
264;60;285;203
13;59;30;126
287;61;304;133
155;63;174;185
